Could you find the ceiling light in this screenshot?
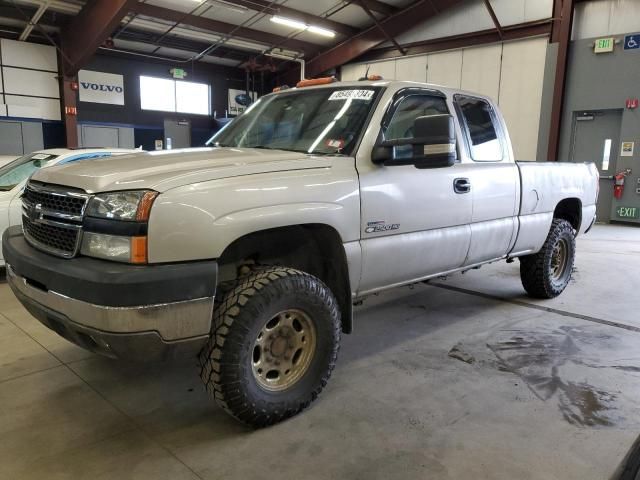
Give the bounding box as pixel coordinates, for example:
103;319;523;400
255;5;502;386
306;25;335;38
270;16;336;38
270;16;307;30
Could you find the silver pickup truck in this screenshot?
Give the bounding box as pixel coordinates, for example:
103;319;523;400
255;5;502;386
2;80;598;426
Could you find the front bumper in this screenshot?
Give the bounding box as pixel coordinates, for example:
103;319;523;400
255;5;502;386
3;226;217;361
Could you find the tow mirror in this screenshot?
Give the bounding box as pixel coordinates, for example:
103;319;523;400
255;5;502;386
371;114;457;169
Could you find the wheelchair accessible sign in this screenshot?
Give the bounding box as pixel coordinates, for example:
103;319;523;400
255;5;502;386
624;34;640;51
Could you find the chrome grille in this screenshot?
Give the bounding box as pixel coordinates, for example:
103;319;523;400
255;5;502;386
22;181;89;258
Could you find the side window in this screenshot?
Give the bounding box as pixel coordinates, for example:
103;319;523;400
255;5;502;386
384;94;449;141
456;96;503;162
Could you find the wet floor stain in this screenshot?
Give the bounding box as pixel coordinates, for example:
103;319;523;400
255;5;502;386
485;326;639;427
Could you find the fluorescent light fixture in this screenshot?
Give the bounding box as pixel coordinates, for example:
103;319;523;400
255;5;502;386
307;25;335;38
271;15;307;30
270;15;336;37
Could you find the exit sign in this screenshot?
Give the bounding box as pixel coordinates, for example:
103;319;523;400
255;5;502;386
594;37;615;53
616;206;640;219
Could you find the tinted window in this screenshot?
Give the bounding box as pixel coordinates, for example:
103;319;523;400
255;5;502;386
210;87;380;156
0;153;58;191
385;94;449;140
456;96;503;161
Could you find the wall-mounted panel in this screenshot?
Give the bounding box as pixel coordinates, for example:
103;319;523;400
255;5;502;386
372;60;396;80
395;56;427;82
573;0;640;40
4;95;61;121
427;50;462;88
340;63;366;81
2;67;59;98
499;37;548;161
461;44;502;101
0;38;57;72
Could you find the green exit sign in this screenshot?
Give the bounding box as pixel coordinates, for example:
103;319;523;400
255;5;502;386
616;206;640;219
595;37;615;53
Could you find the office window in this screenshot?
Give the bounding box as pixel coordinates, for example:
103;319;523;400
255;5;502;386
176;80;210;115
140;76;175;113
140;76;210;115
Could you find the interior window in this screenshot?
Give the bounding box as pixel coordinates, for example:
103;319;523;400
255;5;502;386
456;96;503;161
384;94;449;141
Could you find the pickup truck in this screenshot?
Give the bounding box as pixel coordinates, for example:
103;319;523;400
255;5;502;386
2;79;598;427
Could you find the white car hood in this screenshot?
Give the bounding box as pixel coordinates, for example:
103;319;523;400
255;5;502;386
31;147;333;193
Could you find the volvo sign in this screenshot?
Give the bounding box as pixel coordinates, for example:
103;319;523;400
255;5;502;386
78;70;125;105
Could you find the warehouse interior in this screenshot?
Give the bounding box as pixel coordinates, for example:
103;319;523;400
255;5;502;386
0;0;639;479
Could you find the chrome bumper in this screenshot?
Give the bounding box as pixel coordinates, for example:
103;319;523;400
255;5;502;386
7;265;213;361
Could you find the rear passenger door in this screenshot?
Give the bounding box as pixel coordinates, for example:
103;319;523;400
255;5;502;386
454;95;519;265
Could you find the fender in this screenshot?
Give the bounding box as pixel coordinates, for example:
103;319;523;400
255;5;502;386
147;166;361;263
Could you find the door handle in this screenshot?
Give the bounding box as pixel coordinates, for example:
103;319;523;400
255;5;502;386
454;178;471;194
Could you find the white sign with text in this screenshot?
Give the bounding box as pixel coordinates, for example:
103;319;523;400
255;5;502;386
78;70;125;105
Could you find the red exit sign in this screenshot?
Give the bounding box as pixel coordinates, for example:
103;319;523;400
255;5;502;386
626;98;639;109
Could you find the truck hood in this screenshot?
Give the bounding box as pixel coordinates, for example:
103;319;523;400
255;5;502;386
30;147;333;193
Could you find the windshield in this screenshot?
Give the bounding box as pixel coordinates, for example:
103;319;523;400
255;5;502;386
207;86;381;156
0;152;58;191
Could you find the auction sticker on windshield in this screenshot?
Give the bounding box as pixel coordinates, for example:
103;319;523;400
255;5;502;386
328;90;375;101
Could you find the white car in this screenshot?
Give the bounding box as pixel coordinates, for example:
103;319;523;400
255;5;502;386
0;148;140;266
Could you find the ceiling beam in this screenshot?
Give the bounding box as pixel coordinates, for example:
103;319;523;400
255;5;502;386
483;0;503;39
60;0;137;74
354;0;405;55
354;19;552;62
219;0;358;37
130;2;319;57
357;0;399;16
303;0;465;78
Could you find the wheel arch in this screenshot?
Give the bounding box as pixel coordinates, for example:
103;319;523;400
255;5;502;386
217;223;353;334
554;197;582;231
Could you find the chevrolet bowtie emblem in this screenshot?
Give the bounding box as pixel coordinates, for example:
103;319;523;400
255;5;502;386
29;203;43;223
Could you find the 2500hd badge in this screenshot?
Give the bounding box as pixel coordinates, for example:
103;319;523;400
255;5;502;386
365;221;400;233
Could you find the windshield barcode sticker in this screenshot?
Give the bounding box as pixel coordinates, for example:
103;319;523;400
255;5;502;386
328;90;374;101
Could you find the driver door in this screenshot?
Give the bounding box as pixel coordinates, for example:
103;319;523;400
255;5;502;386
357;89;473;294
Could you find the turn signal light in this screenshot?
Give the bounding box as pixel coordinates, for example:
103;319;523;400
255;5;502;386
131;236;148;264
296;77;337;88
136;191;158;221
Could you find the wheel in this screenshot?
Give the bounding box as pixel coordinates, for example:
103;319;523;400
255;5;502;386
519;219;576;299
199;267;341;427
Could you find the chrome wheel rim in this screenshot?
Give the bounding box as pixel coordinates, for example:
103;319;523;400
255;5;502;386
551;238;569;281
251;309;317;392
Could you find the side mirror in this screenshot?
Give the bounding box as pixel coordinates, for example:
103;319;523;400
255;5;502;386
372;114;457;169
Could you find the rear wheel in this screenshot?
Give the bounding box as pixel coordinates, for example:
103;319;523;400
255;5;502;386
519;219;576;299
199;267;341;427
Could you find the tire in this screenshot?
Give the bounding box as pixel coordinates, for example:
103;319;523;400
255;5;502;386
519;218;576;299
199;267;341;427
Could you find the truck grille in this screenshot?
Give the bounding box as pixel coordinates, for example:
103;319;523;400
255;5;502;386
22;182;90;258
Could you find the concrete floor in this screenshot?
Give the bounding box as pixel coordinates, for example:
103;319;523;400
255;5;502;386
1;224;639;479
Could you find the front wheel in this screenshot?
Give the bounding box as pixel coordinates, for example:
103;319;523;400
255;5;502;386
199;267;341;427
519;219;576;299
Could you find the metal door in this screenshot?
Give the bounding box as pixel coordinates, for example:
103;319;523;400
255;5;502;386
570;110;622;223
164;120;191;149
81;125;119;148
0;122;23;155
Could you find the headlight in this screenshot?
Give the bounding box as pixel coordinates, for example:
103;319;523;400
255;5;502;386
86;190;157;221
81;232;147;264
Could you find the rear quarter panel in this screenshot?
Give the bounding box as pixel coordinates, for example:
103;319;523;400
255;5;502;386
511;162;598;255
